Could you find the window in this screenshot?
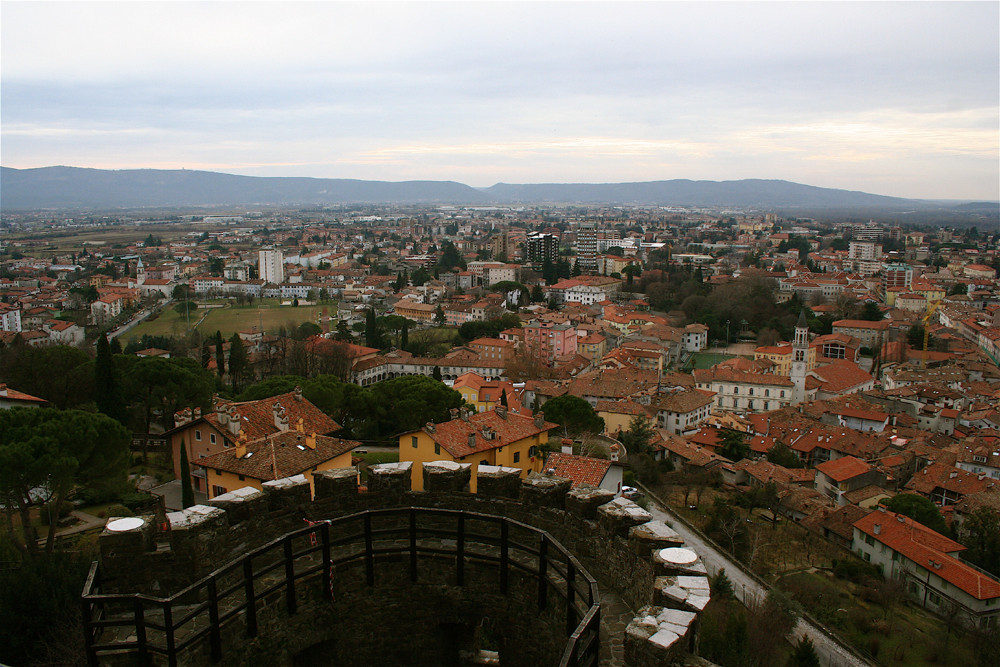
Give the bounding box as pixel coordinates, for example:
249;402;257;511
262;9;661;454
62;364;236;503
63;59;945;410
865;534;875;546
434;443;440;455
863;552;871;562
748;388;754;396
238;475;245;481
212;485;226;497
215;469;222;476
210;433;216;445
411;436;419;448
514;452;520;463
780;391;785;398
929;592;941;606
195;430;202;441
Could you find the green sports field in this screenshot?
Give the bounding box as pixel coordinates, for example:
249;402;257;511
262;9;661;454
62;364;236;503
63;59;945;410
126;300;334;342
681;352;739;370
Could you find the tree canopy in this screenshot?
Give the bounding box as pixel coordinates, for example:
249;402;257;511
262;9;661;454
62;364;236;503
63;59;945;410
540;395;604;436
884;493;947;534
0;408;129;554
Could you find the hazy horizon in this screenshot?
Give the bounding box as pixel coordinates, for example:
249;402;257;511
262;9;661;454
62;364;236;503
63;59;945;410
2;2;998;200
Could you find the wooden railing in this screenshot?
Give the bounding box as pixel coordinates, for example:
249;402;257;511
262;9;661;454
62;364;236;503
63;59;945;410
82;507;600;667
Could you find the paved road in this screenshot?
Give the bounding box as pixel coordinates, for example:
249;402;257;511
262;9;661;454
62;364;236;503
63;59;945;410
642;492;872;667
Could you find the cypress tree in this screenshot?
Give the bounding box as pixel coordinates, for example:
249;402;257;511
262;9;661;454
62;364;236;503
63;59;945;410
227;333;249;394
215;330;225;377
365;308;378;348
500;388;508;407
201;340;211;368
109;336;123;355
95;333;122;423
180;439;194;508
400;319;409;350
432;365;442;382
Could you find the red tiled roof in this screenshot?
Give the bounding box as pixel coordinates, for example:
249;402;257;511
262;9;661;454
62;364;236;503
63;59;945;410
413;409;557;459
543;453;614;488
815;456;873;482
853;509;1000;600
0;384;46;403
197;391;341;442
196;431;358;481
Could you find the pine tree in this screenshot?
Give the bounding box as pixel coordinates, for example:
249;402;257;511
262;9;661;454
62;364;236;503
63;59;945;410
214;330;225;377
180;439;195;508
787;636;820;667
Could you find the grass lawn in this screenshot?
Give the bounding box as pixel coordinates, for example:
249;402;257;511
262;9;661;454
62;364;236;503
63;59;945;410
778;571;979;666
126;300;337;342
682;352;739;370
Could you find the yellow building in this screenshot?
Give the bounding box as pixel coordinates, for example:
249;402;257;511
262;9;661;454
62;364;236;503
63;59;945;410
399;407;557;492
753;342;817;375
595;399;656;436
194;430;358;500
452;372;520;413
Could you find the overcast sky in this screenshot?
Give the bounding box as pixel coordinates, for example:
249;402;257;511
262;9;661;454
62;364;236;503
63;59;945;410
2;1;998;200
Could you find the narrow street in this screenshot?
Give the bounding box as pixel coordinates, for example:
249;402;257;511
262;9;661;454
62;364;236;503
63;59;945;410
642;490;873;667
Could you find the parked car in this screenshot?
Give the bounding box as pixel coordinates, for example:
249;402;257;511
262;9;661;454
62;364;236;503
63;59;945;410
621;486;642;500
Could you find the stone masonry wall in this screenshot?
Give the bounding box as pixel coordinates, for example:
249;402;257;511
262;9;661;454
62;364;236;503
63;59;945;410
95;463;710;666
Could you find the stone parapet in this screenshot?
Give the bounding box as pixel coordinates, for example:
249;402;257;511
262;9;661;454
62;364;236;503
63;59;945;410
566;485;616;519
313;467;360;502
263;474;311;511
422;460;472;493
520;472;573;509
625;605;698;666
598;497;653;537
207;486;267;523
475;465;522;498
367;461;412;496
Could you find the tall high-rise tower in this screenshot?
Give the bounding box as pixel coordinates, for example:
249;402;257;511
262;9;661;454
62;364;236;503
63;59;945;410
259;248;285;284
790;310;809;404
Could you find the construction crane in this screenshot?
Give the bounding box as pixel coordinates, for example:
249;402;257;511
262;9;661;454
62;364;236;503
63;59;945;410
922;299;941;368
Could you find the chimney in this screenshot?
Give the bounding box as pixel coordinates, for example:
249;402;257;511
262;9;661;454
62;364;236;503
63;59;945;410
236;444;247;458
306;432;317;449
294;385;303;401
0;384;6;397
273;402;289;431
175;407;193;427
461;408;470;422
609;443;620;462
561;438;573;455
468;432;476;448
496;405;507;419
424;422;436;434
193;407;201;419
873;524;881;535
534;411;545;429
450;408;459;420
217;402;229;426
296;417;305;433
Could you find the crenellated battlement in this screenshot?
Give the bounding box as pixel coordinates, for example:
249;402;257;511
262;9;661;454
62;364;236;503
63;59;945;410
87;462;713;666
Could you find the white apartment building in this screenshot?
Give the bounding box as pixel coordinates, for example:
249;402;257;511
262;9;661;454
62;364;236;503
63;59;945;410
259;248;285;284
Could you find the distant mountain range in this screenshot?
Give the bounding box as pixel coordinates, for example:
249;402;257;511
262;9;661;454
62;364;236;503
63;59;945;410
0;166;990;214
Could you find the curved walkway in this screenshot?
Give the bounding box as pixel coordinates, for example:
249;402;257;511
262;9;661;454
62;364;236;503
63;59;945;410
641;487;873;667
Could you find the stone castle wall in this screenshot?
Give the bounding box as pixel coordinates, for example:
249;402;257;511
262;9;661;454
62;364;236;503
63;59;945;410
96;462;712;666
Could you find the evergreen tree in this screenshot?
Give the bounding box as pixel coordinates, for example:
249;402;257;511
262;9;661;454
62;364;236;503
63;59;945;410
214;330;225;377
179;439;194;509
94;333;123;423
201;340;211;368
400;319;409;350
500;388;508;407
434;305;445;324
109;337;123;355
227;333;249;394
787;636;820;667
432;365;443;381
719;429;750;462
365;308;379;348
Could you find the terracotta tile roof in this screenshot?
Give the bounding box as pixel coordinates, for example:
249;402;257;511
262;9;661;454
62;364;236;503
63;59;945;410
196;431;359;481
692;367;794;387
543;453;614;488
820;505;869;541
905;462;997;497
853;509;1000;600
811;360;874;394
735;459;814;486
0;383;46;403
650;389;715;414
816;456;873;482
413;409;557;459
203;391;341;441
